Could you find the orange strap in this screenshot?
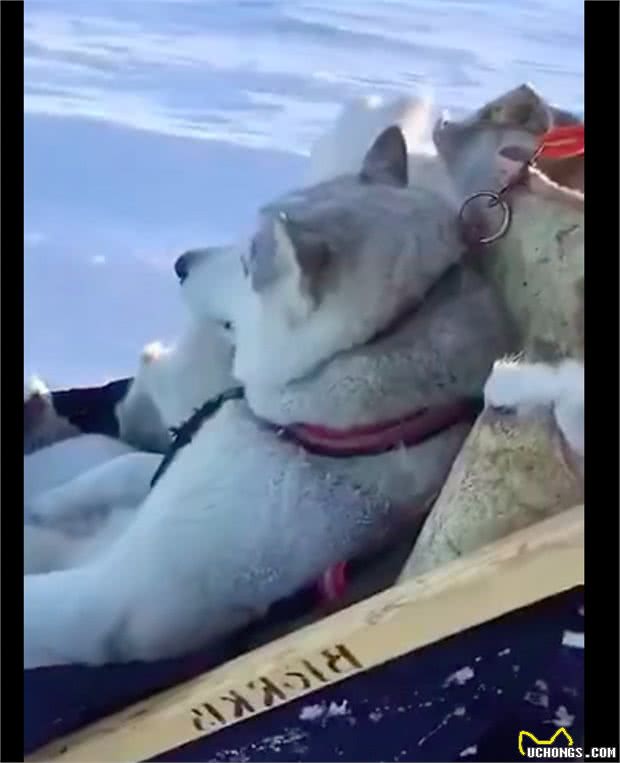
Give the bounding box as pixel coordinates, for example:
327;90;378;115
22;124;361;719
538;124;584;160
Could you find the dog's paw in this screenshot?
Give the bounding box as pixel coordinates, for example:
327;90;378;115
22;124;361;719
553;360;584;458
485;358;584;461
555;395;584;459
483;357;554;414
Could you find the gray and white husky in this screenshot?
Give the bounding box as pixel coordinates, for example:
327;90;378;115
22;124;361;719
25;126;513;668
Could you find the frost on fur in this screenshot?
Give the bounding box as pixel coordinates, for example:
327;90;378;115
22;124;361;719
484;358;584;458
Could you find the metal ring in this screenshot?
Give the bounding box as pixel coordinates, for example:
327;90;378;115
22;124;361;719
458;191;512;246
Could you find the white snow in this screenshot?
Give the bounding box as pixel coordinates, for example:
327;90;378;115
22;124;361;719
443;666;475;687
562;630;584;649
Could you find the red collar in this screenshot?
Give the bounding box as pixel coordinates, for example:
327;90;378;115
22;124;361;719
284;397;481;457
288;398;481;605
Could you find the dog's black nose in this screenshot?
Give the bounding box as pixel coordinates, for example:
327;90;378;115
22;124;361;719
174;248;213;282
174;252;191;283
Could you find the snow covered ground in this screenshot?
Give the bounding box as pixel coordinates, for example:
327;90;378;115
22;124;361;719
24;0;584;386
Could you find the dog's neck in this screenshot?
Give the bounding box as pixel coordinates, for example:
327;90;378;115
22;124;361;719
244;266;514;431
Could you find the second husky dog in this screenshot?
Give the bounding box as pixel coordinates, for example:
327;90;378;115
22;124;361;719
116;316;237;453
25;126;514;667
25;318;238;573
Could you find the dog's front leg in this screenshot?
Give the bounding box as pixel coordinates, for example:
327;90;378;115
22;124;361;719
24;566;112;668
24;557;166;668
28;452;161;524
24;528;240;667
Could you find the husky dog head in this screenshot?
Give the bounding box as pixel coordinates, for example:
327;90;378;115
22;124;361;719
179;126;465;390
433;83;580;198
116;317;238;451
116;247;243;451
177;244;251;338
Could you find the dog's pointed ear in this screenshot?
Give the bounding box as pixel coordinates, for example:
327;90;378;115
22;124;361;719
359;125;408;187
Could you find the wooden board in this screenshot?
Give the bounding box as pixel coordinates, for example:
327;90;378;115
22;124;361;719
27;505;584;763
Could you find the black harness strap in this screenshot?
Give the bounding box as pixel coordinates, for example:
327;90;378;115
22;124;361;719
150;386;245;488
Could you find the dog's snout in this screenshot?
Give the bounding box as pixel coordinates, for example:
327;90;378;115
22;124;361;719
174;252;193;283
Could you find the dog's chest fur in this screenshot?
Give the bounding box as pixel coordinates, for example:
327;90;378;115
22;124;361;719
130;402;403;622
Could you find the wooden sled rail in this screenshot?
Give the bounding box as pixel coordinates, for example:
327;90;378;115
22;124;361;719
27;505;584;763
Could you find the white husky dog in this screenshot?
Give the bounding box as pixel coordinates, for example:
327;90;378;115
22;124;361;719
25;125;513;667
308;93;457;207
116;312;237;453
25;315;239;574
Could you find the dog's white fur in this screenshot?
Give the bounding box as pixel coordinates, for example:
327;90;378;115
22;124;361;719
116;318;236;453
25;123;513;668
25;321;237;573
308;93;457;207
25;257;240;576
24;426;159;574
25;506;140;575
23;374;153;573
25;434;139;507
484;358;584;460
